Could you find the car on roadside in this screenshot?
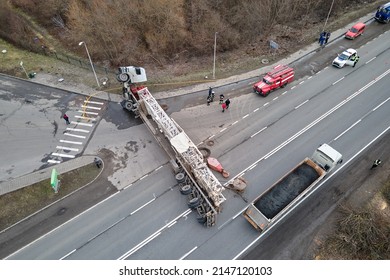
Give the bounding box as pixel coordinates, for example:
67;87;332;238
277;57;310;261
345;22;366;39
332;48;359;68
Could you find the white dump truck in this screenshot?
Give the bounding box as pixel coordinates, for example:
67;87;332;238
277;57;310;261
243;144;343;231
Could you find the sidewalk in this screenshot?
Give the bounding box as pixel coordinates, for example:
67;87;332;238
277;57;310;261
0;12;374;197
0;155;98;196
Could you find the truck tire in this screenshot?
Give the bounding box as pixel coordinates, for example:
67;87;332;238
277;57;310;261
180;184;192;195
117;73;130;82
281;81;288;88
197;215;206;224
175;172;185;183
188;197;200;208
124;101;133;111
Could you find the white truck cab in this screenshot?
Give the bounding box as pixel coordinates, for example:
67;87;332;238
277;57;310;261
311;143;343;172
332;48;359;68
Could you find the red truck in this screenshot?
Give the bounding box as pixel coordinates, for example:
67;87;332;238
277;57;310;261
253;65;294;96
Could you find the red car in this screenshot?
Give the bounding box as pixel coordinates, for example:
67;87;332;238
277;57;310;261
345;22;366;39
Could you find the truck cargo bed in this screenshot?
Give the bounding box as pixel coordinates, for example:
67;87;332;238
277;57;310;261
254;159;324;219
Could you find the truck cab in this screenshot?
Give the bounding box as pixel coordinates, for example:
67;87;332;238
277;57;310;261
375;2;390;23
253;65;294;96
311;143;343;172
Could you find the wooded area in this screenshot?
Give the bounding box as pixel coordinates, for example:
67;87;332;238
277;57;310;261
0;0;377;68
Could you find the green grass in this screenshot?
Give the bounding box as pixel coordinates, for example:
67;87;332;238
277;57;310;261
0;163;100;231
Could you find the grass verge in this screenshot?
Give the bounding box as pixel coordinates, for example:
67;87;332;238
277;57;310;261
0;163;100;231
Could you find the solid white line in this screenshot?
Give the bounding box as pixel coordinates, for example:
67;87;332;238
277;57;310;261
253;108;259;112
332;77;345;85
220;128;227;133
66;128;89;133
333;119;362;141
372;97;390;111
60;140;82;145
56;146;79;152
242;114;249;119
77;110;99;115
294;99;309;109
130;198;155;215
81;105;101;110
64;133;86;139
4;190;120;259
234;125;390;260
180;247;198;260
59;249;76;260
71;121;93;127
51;153;75;158
47;159;61;164
365;57;376;64
251;127;267;138
85;100;104;105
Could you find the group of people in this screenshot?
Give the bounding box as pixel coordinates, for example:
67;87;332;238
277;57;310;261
208;87;230;112
319;31;331;47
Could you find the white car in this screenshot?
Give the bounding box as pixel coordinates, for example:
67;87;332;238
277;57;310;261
332;48;359;68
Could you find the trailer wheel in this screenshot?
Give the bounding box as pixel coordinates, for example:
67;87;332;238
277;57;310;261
175;172;185;183
281;81;287;88
197;215;206;224
117;73;130;82
124;101;133;111
180;184;192;195
188;197;200;208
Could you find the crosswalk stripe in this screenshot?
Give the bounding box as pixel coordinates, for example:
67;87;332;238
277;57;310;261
51;152;75;158
71;121;93;127
85;100;104;105
66;127;89;133
64;133;86;139
75;115;96;121
48;159;61;164
56;146;79;152
81;105;101;110
77;110;99;115
60;139;83;145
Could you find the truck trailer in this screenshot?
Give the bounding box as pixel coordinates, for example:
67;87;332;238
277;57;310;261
243;144;342;231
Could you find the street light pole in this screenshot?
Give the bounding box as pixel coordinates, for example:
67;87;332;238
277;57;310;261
79;41;100;88
213;32;218;80
323;0;335;32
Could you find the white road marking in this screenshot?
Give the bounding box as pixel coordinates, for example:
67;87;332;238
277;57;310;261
253;108;259;112
251;127;267;138
81;105;101;110
56;146;79;152
263;102;269;106
59;249;76;260
155;165;163;171
66;128;89;133
281;91;287;95
51;153;75;158
291;86;296;90
273;97;278;101
180;247;197;260
294;99;309;109
308;76;313;80
242;114;249;119
332;77;345;85
333;119;362;141
299;81;304;85
232;121;238;125
365;57;376;64
220;128;227;133
77;110;99;115
71;121;93;127
75;115;96;121
64;133;86;139
60;140;82;145
85;100;104;105
372;97;390;111
130;198;155;215
47;159;61;164
139;174;148;180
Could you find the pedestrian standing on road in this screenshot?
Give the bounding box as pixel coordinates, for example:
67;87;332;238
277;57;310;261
63;113;70;125
225;98;230;109
222;102;227;113
370;159;382;170
325;32;331;44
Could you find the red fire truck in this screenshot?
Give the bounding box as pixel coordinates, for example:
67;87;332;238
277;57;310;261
253;65;294;96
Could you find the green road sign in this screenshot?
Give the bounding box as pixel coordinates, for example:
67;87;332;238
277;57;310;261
51;168;60;193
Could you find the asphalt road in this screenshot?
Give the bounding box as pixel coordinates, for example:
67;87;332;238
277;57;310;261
5;21;390;260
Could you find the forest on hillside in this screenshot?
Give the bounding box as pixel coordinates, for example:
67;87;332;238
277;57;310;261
0;0;380;68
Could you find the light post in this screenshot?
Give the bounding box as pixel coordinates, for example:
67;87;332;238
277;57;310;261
323;0;335;32
79;41;100;88
213;32;218;80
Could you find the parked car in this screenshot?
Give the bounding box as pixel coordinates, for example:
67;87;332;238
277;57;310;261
332;48;359;68
345;22;366;39
375;2;390;23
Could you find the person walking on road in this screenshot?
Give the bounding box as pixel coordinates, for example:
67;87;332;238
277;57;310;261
225;98;230;109
370;159;382;170
222;102;227;113
63;113;70;125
